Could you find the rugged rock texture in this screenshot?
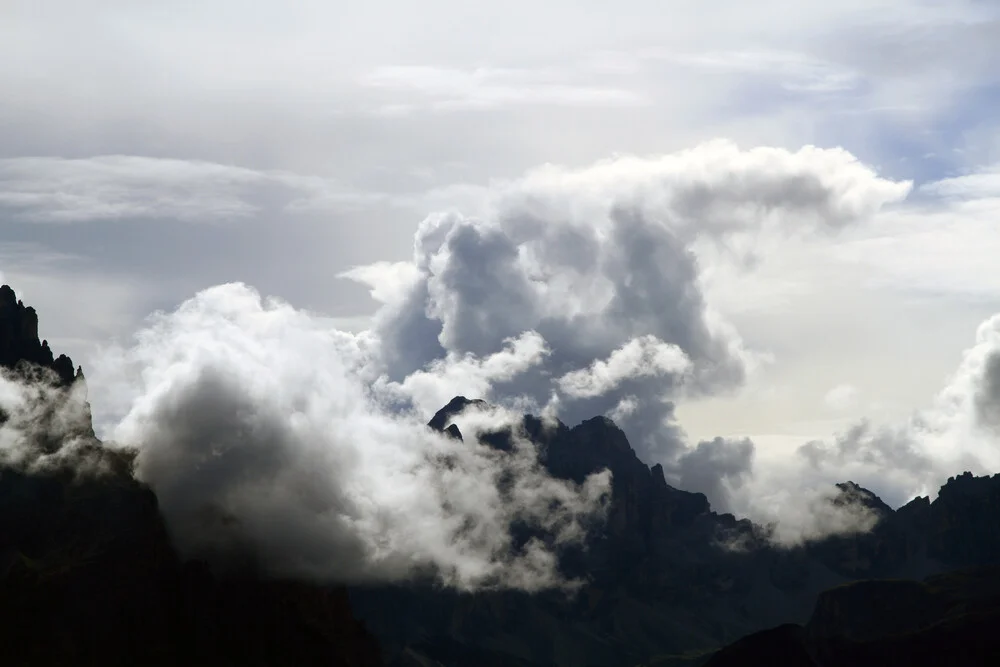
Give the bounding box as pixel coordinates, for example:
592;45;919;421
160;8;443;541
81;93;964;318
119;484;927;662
0;284;78;386
0;284;381;667
351;396;1000;667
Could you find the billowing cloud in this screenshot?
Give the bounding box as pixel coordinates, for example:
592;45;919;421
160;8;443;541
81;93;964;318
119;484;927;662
971;319;1000;433
330;141;1000;546
378;331;551;416
0;367;109;476
673;436;755;513
338;261;423;305
723;313;1000;540
351;140;909;469
89;283;610;591
556;335;691;399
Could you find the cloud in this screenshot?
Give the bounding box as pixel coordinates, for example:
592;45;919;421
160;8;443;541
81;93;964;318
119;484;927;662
89;283;610;591
352;140;909;467
973;350;1000;431
671;50;862;93
831;181;1000;299
379;331;551;417
721;312;1000;541
755;485;884;547
337;261;423;306
673;436;755;513
556;336;691;399
360;65;646;113
823;383;860;412
0;367;109;476
330;140;1000;546
0;156;379;223
920;166;1000;200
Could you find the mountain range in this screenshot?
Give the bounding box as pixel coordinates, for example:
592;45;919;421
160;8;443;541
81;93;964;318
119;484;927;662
2;284;1000;666
350;397;1000;666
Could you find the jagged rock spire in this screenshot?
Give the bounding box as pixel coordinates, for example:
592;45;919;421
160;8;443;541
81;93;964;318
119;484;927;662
0;284;78;386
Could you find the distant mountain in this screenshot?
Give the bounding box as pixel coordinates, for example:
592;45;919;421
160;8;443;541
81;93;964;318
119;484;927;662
350;397;1000;667
0;285;381;667
702;566;1000;666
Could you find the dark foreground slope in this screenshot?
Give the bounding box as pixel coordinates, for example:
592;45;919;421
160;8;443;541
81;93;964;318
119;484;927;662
703;566;1000;666
0;464;381;666
351;397;1000;667
0;286;380;667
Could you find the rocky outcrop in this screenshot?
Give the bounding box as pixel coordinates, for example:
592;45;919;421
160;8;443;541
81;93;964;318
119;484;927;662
0;284;78;386
925;472;1000;565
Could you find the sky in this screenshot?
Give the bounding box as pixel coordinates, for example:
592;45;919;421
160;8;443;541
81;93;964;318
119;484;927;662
4;1;1000;540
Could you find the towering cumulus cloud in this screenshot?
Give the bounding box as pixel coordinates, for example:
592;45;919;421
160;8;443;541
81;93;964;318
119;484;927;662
350;140;910;484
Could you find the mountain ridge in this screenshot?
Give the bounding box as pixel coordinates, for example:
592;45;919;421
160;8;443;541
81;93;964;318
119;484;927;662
348;395;1000;666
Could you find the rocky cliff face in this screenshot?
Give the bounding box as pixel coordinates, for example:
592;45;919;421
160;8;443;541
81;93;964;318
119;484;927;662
0;284;381;667
351;396;1000;667
0;284;78;386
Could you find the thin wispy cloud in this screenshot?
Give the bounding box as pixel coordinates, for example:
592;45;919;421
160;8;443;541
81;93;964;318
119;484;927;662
670;50;862;94
0;156;386;223
360;65;646;113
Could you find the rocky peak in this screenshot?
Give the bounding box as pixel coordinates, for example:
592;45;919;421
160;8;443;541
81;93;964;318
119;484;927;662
832;481;893;518
650;462;668;488
427;395;489;432
572;415;635;453
0;284;94;442
939;471;1000;501
0;284;77;386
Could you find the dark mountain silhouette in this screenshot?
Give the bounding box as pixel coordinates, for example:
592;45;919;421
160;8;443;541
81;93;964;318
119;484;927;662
702;565;1000;666
0;285;380;667
0;284;79;386
349;397;1000;667
6;284;1000;667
